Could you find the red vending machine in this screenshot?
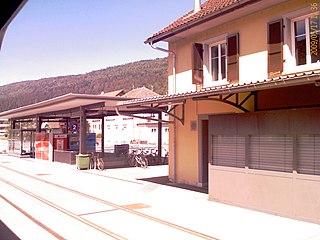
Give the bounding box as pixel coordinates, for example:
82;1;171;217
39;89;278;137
53;134;68;150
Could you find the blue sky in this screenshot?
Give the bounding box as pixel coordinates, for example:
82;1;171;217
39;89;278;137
0;0;198;86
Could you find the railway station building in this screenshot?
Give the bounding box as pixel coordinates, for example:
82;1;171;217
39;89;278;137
120;0;320;224
1;0;320;225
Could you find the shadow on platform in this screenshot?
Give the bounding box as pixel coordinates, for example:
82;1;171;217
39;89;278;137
0;221;20;240
137;175;208;194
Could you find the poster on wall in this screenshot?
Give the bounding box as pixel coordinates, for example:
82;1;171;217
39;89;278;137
35;133;50;160
68;133;96;151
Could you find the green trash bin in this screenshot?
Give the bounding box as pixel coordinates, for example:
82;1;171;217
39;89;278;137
76;154;90;170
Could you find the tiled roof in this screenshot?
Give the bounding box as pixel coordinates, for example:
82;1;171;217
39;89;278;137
100;89;125;97
145;0;244;43
123;87;159;98
118;71;320;107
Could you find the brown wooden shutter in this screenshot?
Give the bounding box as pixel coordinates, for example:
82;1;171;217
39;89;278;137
268;19;283;78
227;33;239;84
192;43;203;84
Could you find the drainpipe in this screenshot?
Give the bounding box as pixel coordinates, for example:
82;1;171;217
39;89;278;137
149;42;177;183
172;110;177;183
149;43;176;94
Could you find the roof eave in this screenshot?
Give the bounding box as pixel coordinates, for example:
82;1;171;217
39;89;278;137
118;72;320;107
0;93;136;120
144;0;262;45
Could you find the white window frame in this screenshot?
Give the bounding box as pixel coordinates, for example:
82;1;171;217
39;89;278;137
292;14;311;65
209;41;227;84
202;34;228;88
287;12;320;72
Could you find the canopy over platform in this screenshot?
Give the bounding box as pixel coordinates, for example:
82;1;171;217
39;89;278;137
0;89;168;157
0;92;164;121
0;93;133;120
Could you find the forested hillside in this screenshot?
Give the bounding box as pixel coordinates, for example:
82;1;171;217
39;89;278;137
0;58;167;112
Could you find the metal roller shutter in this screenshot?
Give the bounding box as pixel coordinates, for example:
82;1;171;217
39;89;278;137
211;135;245;168
297;135;320;175
249;135;293;173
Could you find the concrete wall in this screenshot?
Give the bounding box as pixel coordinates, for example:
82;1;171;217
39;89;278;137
208;108;320;224
209;166;320;224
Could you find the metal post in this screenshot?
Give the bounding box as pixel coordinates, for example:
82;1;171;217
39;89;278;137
158;113;162;163
11;120;16;130
64;117;69;134
20;129;23;155
79;106;87;154
10;120;16;155
101;117;105;157
36;117;41;133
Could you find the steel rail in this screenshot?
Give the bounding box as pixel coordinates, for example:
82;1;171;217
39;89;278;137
0;176;127;240
0;164;219;240
0;193;65;240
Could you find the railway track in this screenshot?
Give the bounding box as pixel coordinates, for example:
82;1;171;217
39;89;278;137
0;164;219;240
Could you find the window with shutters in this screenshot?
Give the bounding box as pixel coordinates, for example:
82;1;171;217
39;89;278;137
249;135;293;173
297;135;320;175
291;14;320;67
211;135;245;168
202;37;227;87
201;33;239;87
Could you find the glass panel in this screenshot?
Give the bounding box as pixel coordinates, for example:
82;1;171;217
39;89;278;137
211;44;227;81
211;45;218;58
309;16;320;63
295;19;306;36
221;43;226;56
211;45;219;81
221;43;227;80
211;58;219;81
221;56;226;80
294;20;306;65
22;131;32;155
8;129;21;155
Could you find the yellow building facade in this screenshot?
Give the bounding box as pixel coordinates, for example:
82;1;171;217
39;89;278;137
146;0;320;223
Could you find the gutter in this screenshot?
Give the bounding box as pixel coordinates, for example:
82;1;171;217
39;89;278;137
145;0;263;44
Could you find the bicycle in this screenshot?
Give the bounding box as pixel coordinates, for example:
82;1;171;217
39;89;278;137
89;152;105;171
128;149;148;168
145;149;158;165
163;149;169;164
